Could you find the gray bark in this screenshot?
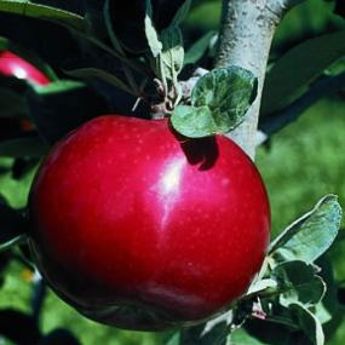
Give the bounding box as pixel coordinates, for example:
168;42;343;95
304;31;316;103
216;0;304;159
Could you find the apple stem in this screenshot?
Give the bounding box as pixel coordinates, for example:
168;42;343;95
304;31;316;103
150;77;182;119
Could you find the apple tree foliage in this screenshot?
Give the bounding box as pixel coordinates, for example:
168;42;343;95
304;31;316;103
0;0;344;344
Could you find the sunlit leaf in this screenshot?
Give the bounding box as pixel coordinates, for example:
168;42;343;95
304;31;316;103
269;195;342;264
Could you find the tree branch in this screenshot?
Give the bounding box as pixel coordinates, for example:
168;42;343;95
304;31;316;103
215;0;304;159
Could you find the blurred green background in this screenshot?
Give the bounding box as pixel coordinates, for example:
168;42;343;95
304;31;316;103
1;0;345;344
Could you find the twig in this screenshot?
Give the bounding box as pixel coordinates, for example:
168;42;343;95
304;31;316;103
179;67;209;103
31;271;47;326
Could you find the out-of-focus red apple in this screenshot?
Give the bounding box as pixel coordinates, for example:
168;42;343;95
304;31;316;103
0;50;50;86
0;50;50;138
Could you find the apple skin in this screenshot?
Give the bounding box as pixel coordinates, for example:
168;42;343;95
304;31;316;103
28;115;270;331
0;51;50;86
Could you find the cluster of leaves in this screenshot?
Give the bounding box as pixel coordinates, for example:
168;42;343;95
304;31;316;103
0;0;343;151
0;0;258;149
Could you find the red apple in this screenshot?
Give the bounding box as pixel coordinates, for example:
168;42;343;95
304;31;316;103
0;50;50;86
28;115;270;330
0;50;50;138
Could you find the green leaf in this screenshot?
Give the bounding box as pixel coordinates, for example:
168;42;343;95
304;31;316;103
313;258;338;324
290;303;325;345
171;67;257;138
160;27;184;80
170;0;192;27
262;30;345;115
33;79;84;95
60;26;148;77
0;135;48;157
273;261;326;307
325;57;345;76
103;0;124;54
166;333;180;345
314;302;332;324
192;67;257;111
184;31;217;66
145;0;162;58
63;67;135;95
269;195;342;264
171;105;217;138
0;0;85;31
246;278;278;296
0;196;27;252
